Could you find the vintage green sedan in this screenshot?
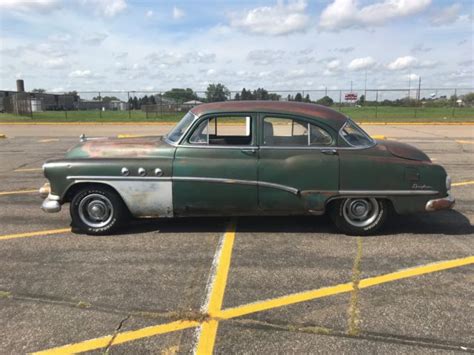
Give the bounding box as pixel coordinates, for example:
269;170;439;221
40;101;454;235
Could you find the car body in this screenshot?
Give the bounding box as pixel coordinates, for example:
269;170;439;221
40;101;454;235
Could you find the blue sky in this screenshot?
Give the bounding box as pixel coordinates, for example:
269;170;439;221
0;0;472;94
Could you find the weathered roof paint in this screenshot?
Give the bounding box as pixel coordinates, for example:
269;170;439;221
191;101;348;130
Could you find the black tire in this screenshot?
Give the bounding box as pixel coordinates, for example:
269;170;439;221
70;186;128;235
329;198;388;236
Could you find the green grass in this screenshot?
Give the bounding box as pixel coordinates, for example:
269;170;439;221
1;106;473;123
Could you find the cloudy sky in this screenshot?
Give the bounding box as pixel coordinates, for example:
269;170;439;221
0;0;472;94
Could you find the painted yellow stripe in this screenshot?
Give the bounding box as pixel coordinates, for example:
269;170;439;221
117;134;147;138
34;255;474;353
218;255;474;320
38;139;59;143
14;168;42;172
33;320;199;355
370;135;386;140
195;219;237;354
0;133;6;138
452;180;474;187
0;228;71;241
0;189;38;196
456;140;474;144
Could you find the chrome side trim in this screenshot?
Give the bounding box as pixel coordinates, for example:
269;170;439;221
67;176;299;195
338;190;439;196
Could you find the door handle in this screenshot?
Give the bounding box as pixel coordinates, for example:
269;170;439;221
241;148;257;155
321;148;338;155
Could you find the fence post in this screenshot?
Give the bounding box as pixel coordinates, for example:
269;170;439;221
98;92;102;119
452;89;457;118
375;90;379;119
339;90;342;112
160;93;163;119
127;91;131;119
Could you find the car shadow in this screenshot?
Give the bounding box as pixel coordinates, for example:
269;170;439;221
78;209;473;237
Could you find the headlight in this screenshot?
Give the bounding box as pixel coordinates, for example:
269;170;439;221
446;175;451;190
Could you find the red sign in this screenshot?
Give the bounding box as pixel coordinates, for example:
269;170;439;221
345;93;358;101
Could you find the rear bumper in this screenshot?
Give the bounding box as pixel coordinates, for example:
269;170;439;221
425;193;455;212
41;194;61;213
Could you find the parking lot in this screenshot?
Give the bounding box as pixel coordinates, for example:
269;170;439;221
0;124;473;354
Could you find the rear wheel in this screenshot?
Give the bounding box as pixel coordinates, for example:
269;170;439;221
329;198;388;236
70;186;128;235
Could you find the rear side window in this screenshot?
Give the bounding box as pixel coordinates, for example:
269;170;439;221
340;119;374;147
263;116;333;147
188;115;252;146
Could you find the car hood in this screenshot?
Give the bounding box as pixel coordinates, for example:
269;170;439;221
379;140;430;162
65;136;170;158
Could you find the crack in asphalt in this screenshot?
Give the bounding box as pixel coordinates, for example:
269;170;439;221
104;314;131;354
347;237;363;336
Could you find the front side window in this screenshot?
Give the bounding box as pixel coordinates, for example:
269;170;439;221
340;119;374;147
263;117;333;147
188;115;252;146
165;111;196;144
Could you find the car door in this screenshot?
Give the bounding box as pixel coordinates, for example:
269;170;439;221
257;113;339;214
172;113;258;216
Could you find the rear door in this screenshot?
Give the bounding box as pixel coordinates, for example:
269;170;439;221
257;114;339;214
173;113;258;215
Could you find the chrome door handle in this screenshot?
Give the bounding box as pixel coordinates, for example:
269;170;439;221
321;149;338;155
241;148;257;154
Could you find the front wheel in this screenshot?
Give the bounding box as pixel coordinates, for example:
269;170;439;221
70;186;128;235
329;198;388;236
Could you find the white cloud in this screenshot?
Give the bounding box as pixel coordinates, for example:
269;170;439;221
387;56;437;70
68;69;93;78
82;32;108;45
206;69;216;75
405;73;419;81
327;59;342;70
348;56;376;71
430;3;462;26
173;6;185;20
44;58;67;69
0;0;60;13
387;56;418;70
319;0;431;31
147;51;215;66
79;0;127;17
145;10;153;18
247;49;286;65
230;0;310;36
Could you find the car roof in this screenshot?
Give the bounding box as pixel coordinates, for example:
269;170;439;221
190;101;348;130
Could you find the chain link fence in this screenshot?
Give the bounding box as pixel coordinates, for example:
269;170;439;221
1;87;473;121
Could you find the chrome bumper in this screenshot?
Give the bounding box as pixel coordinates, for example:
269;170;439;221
425;194;455;212
41;194;61;213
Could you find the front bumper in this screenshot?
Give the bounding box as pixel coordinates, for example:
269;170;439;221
41;194;61;213
425;193;455;212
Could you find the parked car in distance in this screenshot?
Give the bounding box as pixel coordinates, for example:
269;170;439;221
40;101;454;235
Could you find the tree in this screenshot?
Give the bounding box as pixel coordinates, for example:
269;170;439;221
163;88;197;103
304;94;311;103
234;93;241;100
93;96;119;103
205;83;230;102
132;96;139;109
462;92;474;106
316;95;334;106
32;88;46;93
358;94;366;106
294;93;303;102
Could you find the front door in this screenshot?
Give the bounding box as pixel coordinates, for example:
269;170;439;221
173;113;258;216
258;114;339;214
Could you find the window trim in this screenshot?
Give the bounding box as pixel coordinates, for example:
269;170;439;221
181;112;256;147
260;114;335;148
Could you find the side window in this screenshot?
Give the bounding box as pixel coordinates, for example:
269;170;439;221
188;115;252;146
263;116;333;147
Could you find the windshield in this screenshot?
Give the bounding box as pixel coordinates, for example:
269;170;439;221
165;111;196;144
340;119;375;148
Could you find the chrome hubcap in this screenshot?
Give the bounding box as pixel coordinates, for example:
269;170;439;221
78;194;114;228
342;198;379;228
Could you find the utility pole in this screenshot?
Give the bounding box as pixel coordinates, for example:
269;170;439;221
417;76;421;101
364;70;367;98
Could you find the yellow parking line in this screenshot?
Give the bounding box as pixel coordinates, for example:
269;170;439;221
452;180;474;187
0;189;38;196
14;168;42;172
117;134;147;138
38;139;59;143
195;219;237;354
33;320;199;355
456;140;474;144
370;135;387;140
218;255;474;320
34;255;474;354
0;228;71;241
